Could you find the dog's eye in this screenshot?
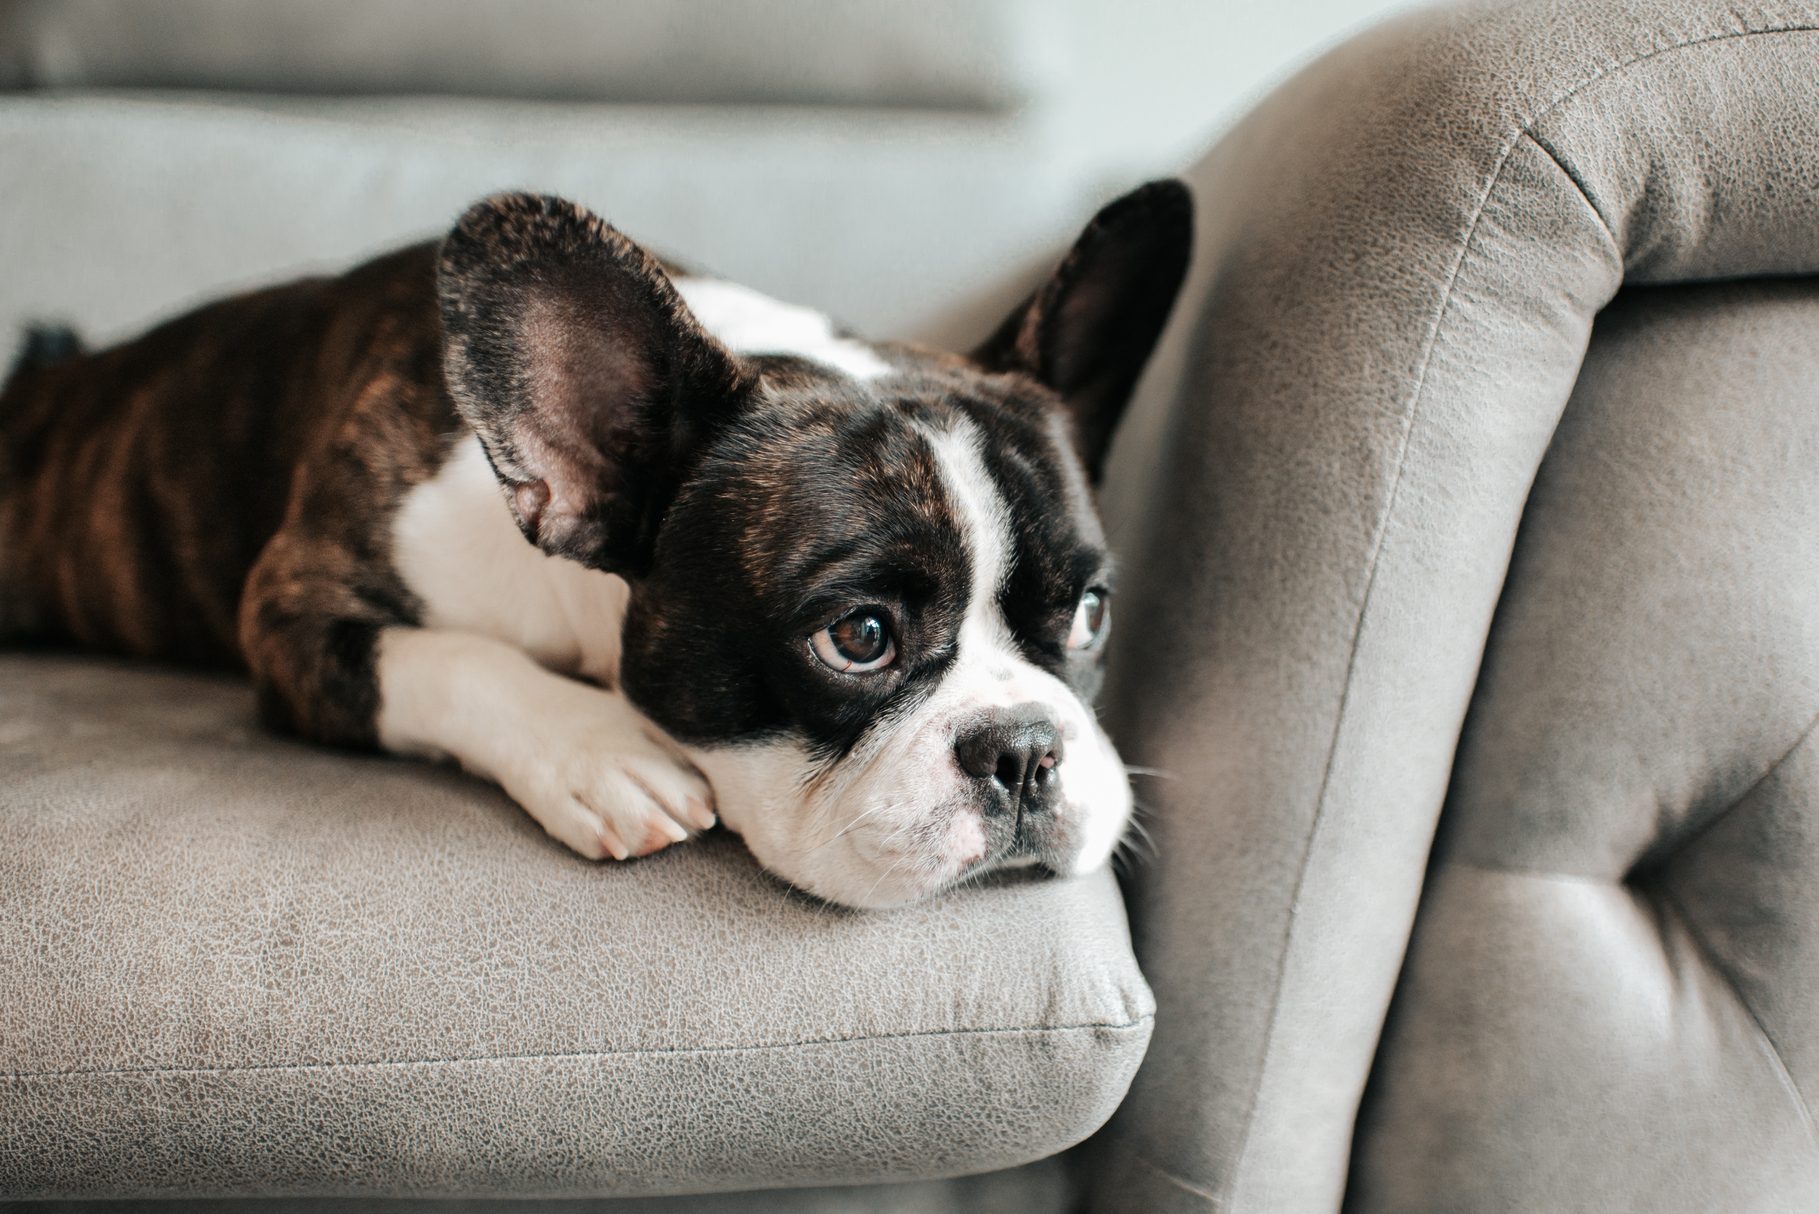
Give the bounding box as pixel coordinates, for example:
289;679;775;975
810;610;897;674
1067;588;1110;651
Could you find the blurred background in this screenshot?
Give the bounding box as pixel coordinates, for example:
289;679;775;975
0;0;1418;354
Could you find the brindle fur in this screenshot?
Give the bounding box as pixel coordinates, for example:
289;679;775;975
0;244;449;744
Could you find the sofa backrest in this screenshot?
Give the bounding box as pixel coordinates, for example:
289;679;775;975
0;0;1059;110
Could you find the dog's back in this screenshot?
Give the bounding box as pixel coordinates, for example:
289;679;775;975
0;244;453;665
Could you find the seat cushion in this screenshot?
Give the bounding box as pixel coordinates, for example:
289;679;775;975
1349;280;1819;1210
0;655;1151;1198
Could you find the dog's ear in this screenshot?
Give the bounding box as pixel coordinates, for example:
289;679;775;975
437;193;752;575
973;179;1193;482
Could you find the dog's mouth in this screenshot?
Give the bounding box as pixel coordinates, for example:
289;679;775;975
784;848;1042;912
793;804;1083;908
977;821;1071;878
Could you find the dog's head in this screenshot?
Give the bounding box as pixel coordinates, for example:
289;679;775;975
437;184;1192;907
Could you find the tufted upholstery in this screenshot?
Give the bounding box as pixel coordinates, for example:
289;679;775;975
1347;279;1819;1211
1092;0;1819;1210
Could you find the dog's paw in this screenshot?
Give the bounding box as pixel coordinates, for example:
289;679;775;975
497;691;717;861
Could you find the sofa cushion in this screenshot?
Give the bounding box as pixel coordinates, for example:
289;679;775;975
4;1160;1075;1214
0;655;1151;1198
0;0;1059;110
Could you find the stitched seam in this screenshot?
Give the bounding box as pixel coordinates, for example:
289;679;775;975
1633;708;1819;883
0;1014;1152;1082
1108;1138;1222;1206
1219;90;1528;1214
1391;861;1819;1155
1522;130;1622;257
1655;886;1819;1154
1220;20;1819;1209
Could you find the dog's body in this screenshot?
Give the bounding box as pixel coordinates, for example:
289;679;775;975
0;185;1190;907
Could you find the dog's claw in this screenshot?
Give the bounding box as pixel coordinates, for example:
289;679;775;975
598;823;630;862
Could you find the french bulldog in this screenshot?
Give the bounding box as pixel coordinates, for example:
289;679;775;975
0;181;1191;908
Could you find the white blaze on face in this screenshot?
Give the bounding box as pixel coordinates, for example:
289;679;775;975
687;417;1133;909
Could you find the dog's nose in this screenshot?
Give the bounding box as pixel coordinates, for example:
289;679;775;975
954;704;1064;815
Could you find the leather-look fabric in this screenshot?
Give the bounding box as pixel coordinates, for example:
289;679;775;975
0;658;1150;1198
1093;1;1819;1210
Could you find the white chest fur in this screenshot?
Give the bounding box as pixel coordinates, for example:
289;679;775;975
390;436;630;685
389;278;885;686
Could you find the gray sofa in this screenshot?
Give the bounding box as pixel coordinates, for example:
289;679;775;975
5;0;1819;1211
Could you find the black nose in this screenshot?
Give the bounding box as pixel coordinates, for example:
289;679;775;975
954;704;1064;815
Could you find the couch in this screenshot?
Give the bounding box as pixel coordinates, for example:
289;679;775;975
5;0;1819;1210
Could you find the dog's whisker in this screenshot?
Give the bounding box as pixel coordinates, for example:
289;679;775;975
859;854;913;906
800;801;893;857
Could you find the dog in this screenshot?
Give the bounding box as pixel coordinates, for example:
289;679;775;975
0;181;1191;908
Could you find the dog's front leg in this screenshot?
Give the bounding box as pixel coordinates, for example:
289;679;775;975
373;628;717;859
241;541;714;858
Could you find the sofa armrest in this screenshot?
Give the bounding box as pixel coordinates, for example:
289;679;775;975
1091;2;1819;1209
